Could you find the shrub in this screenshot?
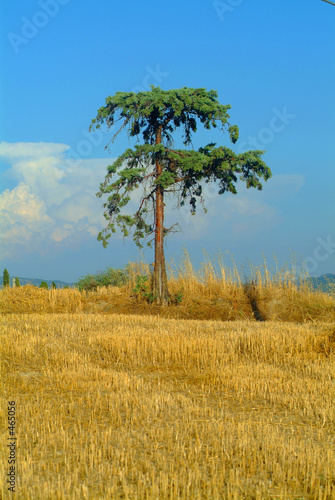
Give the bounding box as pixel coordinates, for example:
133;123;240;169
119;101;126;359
132;275;157;303
40;281;49;289
76;267;129;291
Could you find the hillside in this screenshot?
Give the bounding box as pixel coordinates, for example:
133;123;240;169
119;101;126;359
305;273;335;294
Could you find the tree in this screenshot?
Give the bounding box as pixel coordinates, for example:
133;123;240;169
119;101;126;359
3;269;10;288
15;277;20;287
51;281;57;289
40;281;48;289
90;86;272;305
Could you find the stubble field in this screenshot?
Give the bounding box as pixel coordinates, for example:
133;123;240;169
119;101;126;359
1;307;335;499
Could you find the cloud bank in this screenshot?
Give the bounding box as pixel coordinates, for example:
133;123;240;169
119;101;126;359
0;142;109;258
0;141;304;259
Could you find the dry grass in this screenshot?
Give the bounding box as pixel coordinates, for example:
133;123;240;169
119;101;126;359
1;313;335;499
0;253;334;322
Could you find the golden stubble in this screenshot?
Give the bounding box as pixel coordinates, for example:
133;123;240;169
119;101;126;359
1;313;334;499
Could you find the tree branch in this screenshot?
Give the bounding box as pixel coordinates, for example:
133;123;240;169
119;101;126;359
136;188;156;216
105;118;130;149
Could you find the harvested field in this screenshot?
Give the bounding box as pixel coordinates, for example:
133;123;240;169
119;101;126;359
1;312;335;499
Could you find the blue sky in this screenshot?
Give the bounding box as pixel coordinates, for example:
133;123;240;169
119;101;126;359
0;0;334;283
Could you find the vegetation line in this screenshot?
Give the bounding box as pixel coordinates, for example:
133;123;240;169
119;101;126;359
1;253;334;322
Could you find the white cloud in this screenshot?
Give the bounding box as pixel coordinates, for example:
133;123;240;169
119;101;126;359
0;142;69;159
0;183;54;257
0;183;52;227
0;142;112;257
51;226;73;243
12;157;70;206
0;141;305;257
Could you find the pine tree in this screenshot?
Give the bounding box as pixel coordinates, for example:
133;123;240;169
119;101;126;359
15;277;20;287
91;86;271;305
3;268;10;287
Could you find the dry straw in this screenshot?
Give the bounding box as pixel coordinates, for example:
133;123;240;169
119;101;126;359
0;252;334;322
1;313;334;499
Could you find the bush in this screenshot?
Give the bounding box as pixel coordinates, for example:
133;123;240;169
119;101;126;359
76;267;129;291
40;281;49;289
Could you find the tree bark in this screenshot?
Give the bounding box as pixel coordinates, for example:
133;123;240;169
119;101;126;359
152;126;170;305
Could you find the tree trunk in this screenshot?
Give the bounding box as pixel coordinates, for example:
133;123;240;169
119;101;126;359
152;126;170;305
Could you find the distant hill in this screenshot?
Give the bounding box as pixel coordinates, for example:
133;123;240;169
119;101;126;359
305;273;335;294
0;276;76;288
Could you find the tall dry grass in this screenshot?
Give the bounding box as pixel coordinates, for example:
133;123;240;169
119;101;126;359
1;313;334;499
0;252;334;322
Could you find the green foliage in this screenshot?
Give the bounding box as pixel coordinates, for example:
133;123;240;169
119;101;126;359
51;281;57;289
172;290;183;304
40;281;49;289
3;269;10;287
76;267;129;291
15;277;20;287
132;275;149;296
91;86;272;249
132;275;157;303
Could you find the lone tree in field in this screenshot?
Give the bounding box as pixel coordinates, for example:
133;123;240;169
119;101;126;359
3;268;10;288
91;86;272;305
